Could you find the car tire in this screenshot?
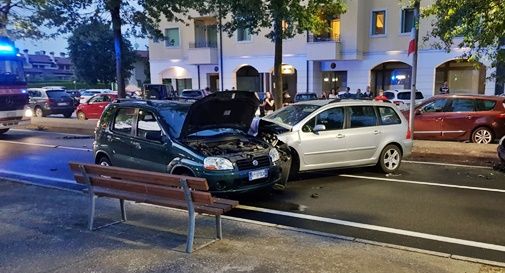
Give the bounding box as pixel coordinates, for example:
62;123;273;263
34;107;45;118
471;127;493;144
288;152;300;181
97;156;112;166
378;144;402;173
63;112;72;118
0;128;9;134
77;111;86;120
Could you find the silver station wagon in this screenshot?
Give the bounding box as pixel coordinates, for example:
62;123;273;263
258;99;413;177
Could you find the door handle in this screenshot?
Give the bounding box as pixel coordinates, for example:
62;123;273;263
131;141;142;149
336;134;345;139
373;130;381;135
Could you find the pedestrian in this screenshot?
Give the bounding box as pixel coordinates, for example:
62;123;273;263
282;91;293;107
340;87;352;99
356;88;363;99
328;88;337;99
320;91;328;100
365;86;372;97
439;81;450;94
263;91;275;115
231;86;236;91
374;89;388;101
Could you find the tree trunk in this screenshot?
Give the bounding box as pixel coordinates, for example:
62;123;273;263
110;2;125;98
273;18;283;110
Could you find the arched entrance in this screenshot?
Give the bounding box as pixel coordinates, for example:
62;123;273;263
280;64;297;97
435;60;486;94
371;62;412;93
236;65;260;91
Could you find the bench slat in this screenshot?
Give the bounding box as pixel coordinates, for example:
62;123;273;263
69;162;209;191
214;198;239;208
94;187;226;215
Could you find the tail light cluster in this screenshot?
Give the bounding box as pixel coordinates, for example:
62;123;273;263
406;126;412;139
45;99;55;106
393;101;404;106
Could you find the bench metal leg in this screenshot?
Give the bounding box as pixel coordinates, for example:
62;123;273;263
120;199;127;221
88;194;96;231
216;215;222;239
186;209;196;253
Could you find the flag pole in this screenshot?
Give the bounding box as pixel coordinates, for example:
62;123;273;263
409;0;421;132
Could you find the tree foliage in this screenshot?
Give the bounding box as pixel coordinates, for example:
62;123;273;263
68;21;136;85
0;0;54;39
199;0;346;108
423;0;505;67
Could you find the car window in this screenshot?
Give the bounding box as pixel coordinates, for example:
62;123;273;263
397;92;424;100
137;110;162;139
449;99;475;112
378;106;401;125
475;100;496;111
112;108;135;134
181;90;203;97
28;90;42;97
384;92;395;100
89;96;106;103
348;106;377;128
422;99;448;113
267;104;321;126
303;107;344;132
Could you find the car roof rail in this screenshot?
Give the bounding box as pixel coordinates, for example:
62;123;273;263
329;98;341;103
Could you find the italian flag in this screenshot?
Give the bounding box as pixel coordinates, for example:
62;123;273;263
408;27;416;56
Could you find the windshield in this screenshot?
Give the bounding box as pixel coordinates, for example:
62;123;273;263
0;59;25;84
266;104;321;126
182;91;202;98
158;105;190;139
398;92;424;100
82;91;101;96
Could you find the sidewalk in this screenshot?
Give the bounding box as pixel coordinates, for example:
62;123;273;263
410;140;499;166
0;180;503;273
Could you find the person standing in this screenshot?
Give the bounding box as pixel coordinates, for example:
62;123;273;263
263;92;275;115
439;82;450;94
356;88;363;98
374;89;388;101
328;88;337;99
282;91;293;106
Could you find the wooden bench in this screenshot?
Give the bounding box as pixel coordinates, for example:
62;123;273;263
69;162;239;253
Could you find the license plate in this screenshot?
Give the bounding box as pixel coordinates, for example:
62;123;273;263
248;169;268;181
57;102;68;106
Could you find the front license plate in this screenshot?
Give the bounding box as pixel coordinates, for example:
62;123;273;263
57;102;68;106
249;169;268;181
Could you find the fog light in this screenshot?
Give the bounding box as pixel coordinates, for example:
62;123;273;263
24;109;33;117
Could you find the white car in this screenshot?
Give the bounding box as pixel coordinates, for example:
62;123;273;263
383;89;424;111
79;89;113;104
259;99;413;176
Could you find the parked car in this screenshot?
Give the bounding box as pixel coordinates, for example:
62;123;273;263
407;94;505;144
79;89;113;104
76;93;117;120
295;93;318;102
180;89;207;99
498;136;505;163
384;89;425;111
259;99;413;176
27;88;75;118
93;91;283;193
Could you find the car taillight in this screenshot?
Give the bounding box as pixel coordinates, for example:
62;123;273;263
393;101;404;105
46;99;55;105
406;126;412;139
498;113;505;119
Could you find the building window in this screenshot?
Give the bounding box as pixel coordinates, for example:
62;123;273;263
237;28;251;42
401;8;414;33
371;10;386;35
176;78;192;91
165;28;180;48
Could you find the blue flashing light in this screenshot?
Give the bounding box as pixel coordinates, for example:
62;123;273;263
0;44;15;54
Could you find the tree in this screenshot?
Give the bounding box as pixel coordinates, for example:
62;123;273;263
200;0;346;109
41;0;198;97
423;0;505;73
0;0;53;38
68;21;136;85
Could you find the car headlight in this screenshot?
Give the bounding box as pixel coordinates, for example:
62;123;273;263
269;148;280;162
24;107;33;117
204;157;234;171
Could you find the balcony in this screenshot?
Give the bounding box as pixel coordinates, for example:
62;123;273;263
188;41;218;64
306;34;343;61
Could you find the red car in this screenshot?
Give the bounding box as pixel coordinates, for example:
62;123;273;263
76;94;117;120
406;95;505;144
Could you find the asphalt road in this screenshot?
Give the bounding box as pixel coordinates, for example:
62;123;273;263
1;129;505;263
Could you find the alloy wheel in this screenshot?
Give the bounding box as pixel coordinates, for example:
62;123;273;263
473;128;492;144
383;148;400;171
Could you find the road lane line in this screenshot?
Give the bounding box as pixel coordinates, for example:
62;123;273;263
237;204;505;252
11;129;92;137
0;140;91;151
340;174;505;193
0;169;75;184
404;160;491;169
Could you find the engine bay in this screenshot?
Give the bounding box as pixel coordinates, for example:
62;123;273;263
186;137;270;157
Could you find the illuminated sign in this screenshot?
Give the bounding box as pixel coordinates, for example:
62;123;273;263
281;64;295;75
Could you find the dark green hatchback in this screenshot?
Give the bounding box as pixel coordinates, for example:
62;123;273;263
93;91;283;193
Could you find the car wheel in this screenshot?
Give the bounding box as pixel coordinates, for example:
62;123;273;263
63;112;72;118
0;128;9;134
288;152;300;181
77;111;86;120
34;107;44;117
97;156;112;166
378;144;402;173
471;127;493;144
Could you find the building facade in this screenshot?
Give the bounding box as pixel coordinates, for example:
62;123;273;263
148;0;499;98
20;50;75;82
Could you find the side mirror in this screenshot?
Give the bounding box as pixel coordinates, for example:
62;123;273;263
313;124;326;133
145;131;163;142
415;109;422;115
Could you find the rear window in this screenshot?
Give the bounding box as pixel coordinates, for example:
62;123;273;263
46;90;69;98
378;106;401;125
348;106;378;128
181;91;202;97
397;92;424;100
475;100;496;111
384;92;395;100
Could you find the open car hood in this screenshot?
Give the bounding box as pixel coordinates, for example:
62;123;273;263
180;91;260;138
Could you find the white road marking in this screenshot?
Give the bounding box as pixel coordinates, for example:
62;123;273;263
340;174;505;193
237;204;505;252
0;169;76;184
404;160;491;169
0;140;90;151
11;128;91;137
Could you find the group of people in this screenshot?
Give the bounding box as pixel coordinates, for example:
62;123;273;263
321;86;373;100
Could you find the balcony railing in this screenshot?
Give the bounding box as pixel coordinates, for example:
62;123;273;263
307;34;341;43
189;41;218;48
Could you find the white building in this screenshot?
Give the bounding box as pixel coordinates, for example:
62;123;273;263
148;0;499;98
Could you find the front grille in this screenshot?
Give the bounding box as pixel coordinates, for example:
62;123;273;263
0;94;29;111
235;155;271;171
